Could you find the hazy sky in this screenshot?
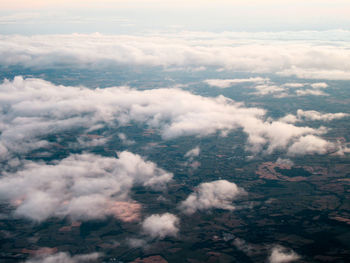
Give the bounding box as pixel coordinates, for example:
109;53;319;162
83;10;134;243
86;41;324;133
0;0;350;34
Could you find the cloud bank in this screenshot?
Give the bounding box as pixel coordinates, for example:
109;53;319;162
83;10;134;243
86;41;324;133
180;180;246;214
0;151;173;221
0;77;339;161
1;32;350;79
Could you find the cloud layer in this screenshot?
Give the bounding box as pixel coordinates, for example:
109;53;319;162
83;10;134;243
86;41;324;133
0;77;339;160
1;31;350;79
0;151;172;221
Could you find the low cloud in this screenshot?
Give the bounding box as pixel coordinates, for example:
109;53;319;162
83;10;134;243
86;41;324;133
179;180;246;214
276;158;294;166
287;135;333;156
250;84;287;97
0;77;340;160
118;132;135;145
296;89;328;96
269;246;300;263
142;213;179;239
280;110;349;123
1;32;350;79
26;252;100;263
184;146;201;170
204;77;267;88
185;146;200;158
0;151;173;222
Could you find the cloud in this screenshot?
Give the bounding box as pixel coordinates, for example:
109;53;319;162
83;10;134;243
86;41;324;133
296;89;328;96
280;109;349;123
0;151;173;222
184;146;201;170
269;246;300;263
287;135;334;156
26;252;100;263
142;213;179;239
185;146;200;158
118;132;135;145
250;84;287;97
204;77;268;88
310;82;328;89
282;83;305;88
0;32;350;79
179;180;246;214
296;110;349;121
0;76;339;160
276;158;294;166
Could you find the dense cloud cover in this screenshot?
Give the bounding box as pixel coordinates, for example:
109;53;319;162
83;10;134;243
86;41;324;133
180;180;246;214
0;76;341;160
0;151;172;221
0;31;350;79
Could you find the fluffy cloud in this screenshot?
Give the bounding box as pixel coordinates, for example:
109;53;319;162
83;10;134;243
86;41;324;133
0;151;173;221
185;146;200;158
184;146;201;169
276;158;294;166
26;252;100;263
142;213;179;239
287;135;334;156
250;84;287;97
118;132;135;146
295;89;328;96
269;246;300;263
0;32;350;79
179;180;246;214
280;109;349;123
297;110;349;121
0;77;338;160
204;77;267;88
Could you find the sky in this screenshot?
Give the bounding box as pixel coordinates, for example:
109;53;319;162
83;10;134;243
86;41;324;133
0;0;350;34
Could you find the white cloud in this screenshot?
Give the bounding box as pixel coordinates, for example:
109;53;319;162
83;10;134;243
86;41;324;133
280;109;349;123
282;83;305;88
0;151;173;222
179;180;246;214
269;246;300;263
276;158;294;166
185;146;200;158
142;213;179;239
310;82;328;89
204;77;268;88
0;77;338;160
287;135;334;156
184;146;201;170
0;32;350;79
296;109;349;121
296;89;328;96
26;252;100;263
250;84;287;97
118;132;135;145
